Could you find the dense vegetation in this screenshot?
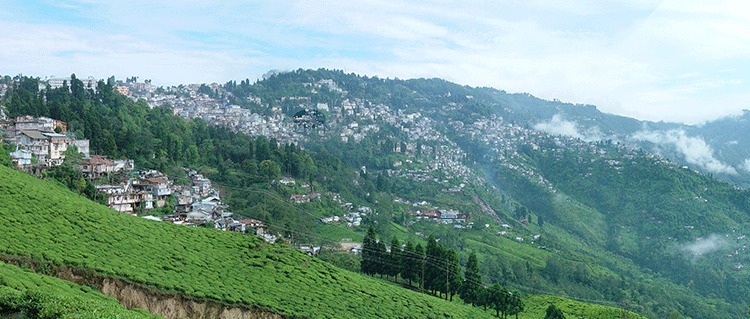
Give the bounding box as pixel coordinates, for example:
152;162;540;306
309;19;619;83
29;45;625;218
222;70;750;318
0;164;648;318
0;261;160;319
7;69;750;317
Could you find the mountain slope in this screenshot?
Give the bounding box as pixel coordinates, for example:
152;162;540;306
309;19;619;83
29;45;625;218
0;164;646;319
223;69;750;318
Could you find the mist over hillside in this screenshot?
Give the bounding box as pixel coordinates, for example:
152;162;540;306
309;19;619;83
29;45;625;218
2;69;750;318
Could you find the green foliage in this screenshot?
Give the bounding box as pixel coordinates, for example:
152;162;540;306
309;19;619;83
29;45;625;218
0;142;11;167
0;262;161;318
0;166;496;319
544;304;566;319
461;252;482;306
361;226;378;276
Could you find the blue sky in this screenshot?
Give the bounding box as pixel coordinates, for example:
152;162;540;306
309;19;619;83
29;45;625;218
1;0;749;124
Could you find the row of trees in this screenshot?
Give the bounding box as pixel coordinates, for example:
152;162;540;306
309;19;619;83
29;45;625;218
360;227;524;318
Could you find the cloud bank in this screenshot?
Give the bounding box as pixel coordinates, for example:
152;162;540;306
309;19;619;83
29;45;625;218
533;114;604;142
631;129;738;175
681;235;728;258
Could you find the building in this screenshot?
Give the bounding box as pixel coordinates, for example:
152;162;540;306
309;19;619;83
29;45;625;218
96;183;151;214
46;76;98;91
114;86;130;96
73;139;90;158
9;147;32;168
81;155;116;178
44;132;69;165
17;130;49;163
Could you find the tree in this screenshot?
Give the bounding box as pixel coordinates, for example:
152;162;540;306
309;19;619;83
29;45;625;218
461;251;483;306
476;286;490;312
388;236;402;280
425;235;443;296
446;248;462;301
507;291;524;319
0;143;11;167
259;160;281;181
373;236;388;278
361;226;377;275
402;241;417;286
544;304;566;319
488;284;509;318
414;243;426;292
62;145;83;167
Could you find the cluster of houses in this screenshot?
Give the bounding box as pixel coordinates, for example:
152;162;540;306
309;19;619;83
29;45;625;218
96;170;172;214
415;209;470;225
278;177;367;229
320;209;366;228
1;116;90;169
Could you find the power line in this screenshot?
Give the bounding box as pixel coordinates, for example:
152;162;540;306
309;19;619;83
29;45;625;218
212;181;631;309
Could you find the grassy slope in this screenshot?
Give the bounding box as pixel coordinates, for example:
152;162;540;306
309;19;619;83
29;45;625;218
0;165;645;318
0;165;491;319
0;261;161;319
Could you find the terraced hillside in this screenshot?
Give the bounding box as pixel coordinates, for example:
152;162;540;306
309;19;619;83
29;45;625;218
0;164;643;318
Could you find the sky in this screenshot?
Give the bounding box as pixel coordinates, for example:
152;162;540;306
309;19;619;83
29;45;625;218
1;0;749;124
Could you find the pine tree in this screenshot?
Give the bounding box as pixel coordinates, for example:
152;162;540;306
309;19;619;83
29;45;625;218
414;243;425;292
388;236;402;280
446;248;462;301
425;235;442;296
361;226;377;275
461;251;482;306
374;237;388;278
402;241;417;286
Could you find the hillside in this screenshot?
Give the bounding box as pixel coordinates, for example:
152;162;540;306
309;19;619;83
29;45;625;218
0;164;646;318
218;70;750;318
0;261;160;318
4;69;750;318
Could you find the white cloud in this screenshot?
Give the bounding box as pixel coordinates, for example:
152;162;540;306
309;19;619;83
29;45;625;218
682;235;728;258
533;114;604;142
631;129;738;175
742;159;750;173
1;1;749;124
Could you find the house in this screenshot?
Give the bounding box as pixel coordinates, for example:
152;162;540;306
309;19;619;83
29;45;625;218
72;139;90;158
290;194;308;204
237;218;266;229
137;177;172;207
112;159;134;172
186;209;211;221
416;209;441;221
81;155;115;178
350;244;363;254
298;244;321;256
17;130;49;162
9;146;32;168
190;173;212;196
275;177;296;186
96;183;152;214
290;193;321;204
14;116;65;133
43;132;69;165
